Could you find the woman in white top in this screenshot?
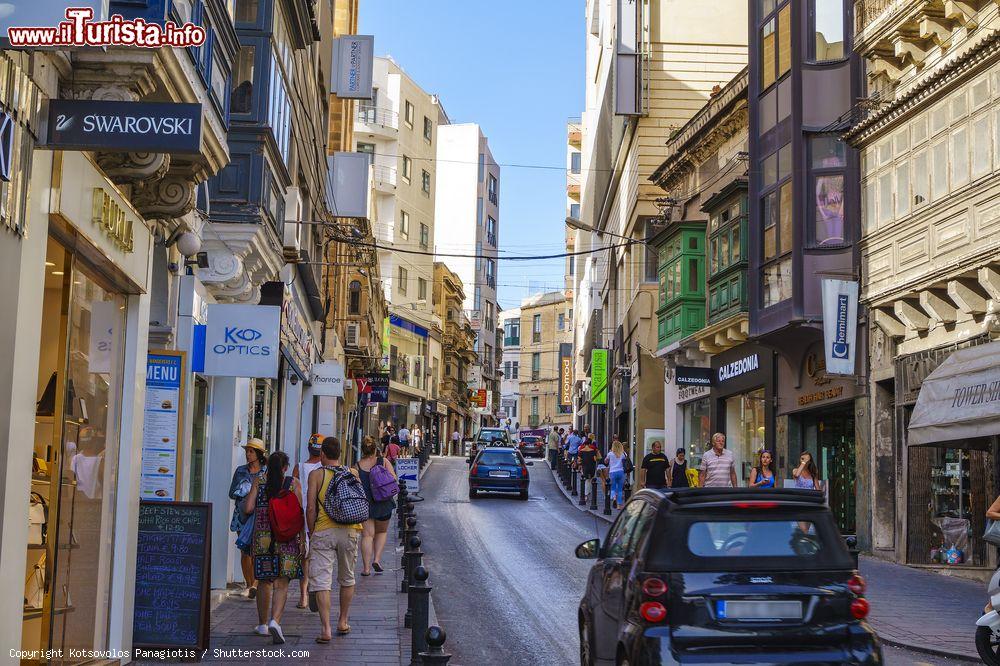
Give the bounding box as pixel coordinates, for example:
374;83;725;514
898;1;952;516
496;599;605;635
292;434;324;608
605;440;626;509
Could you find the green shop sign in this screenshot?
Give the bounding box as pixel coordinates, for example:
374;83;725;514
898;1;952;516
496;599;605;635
591;349;608;405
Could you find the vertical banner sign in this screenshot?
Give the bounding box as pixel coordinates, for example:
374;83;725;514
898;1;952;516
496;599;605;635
381;316;391;370
821;279;859;375
591;349;609;405
559;342;573;407
141;351;185;501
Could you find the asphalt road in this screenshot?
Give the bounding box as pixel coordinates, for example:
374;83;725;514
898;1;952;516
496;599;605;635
417;456;978;666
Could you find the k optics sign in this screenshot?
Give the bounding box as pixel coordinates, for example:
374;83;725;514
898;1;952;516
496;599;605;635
45;100;202;153
203;305;281;378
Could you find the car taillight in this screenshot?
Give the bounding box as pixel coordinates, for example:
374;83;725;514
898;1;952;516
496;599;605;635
848;574;866;595
850;598;869;619
732;501;779;509
640;601;667;623
641;577;667;597
521;464;529;476
471;464;478;475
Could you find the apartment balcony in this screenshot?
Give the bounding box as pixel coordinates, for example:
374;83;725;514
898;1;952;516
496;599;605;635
528;415;541;427
567;118;582;147
356;103;399;138
373;164;397;193
854;0;988;83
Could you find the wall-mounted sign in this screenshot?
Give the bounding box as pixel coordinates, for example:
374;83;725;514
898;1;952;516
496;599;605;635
281;291;314;375
822;279;859;375
797;385;844;407
46;99;202;153
0;112;12;181
470;389;487;408
328;151;371;218
717;354;760;383
560;357;573;406
92;186;134;252
203;304;280;378
311;361;345;397
331;35;374;99
356;373;388;403
591;349;608;405
140;351;185;502
675;366;713;387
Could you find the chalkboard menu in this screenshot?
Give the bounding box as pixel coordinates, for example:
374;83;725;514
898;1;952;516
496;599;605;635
133;501;211;650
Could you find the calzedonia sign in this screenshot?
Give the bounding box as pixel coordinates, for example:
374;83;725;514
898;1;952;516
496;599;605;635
717;354;760;383
46;100;202;153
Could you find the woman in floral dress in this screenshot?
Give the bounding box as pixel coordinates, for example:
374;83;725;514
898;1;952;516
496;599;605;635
243;450;304;644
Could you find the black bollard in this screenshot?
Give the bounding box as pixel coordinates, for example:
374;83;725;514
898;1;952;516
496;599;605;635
404;536;423;628
399;501;415;545
397;488;409;538
571;467;578;496
590;477;598;510
418;626;452;665
409;566;432;665
401;517;419;593
603;477;612;515
578;474;587;505
624;481;632;503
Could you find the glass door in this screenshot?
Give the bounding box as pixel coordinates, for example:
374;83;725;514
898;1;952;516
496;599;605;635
189;376;210;502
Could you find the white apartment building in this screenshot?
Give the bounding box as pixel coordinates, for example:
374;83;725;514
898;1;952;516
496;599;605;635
500;308;521;422
435;123;502;423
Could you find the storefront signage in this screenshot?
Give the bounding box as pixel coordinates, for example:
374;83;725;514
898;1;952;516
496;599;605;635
797;385;844;407
356;373;389;403
331;35;374;99
46;99;202;153
822;279;859;375
203;304;281;378
396;458;419;493
390;313;429;338
678;384;710;401
51;151;152;291
470;389;487;408
310;361;345;397
281;292;314;375
381;316;391;369
409;400;421;415
140;351;185;502
92;186;134;252
718;354;759;383
591;349;608;405
675;365;714;386
436;400;448;416
560;357;573;406
0;111;12;181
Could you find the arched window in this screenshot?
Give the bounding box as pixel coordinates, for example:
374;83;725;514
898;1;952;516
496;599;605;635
348;280;362;315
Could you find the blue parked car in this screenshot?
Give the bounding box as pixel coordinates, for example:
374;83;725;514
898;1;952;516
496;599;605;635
469;446;532;500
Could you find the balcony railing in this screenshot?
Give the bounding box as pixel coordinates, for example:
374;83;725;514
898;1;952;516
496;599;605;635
373;164;397;186
528;415;540;427
357;103;399;130
854;0;907;36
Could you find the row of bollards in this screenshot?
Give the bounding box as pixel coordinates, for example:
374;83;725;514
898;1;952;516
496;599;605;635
397;481;452;665
557;451;614;516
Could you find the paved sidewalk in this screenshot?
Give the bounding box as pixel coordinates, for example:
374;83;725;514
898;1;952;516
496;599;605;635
547;458;618;524
860;556;981;660
205;545;407;664
548;459;981;660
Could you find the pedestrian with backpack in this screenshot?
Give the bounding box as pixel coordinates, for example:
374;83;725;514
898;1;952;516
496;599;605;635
306;437;366;642
242;451;305;644
355;436;398;576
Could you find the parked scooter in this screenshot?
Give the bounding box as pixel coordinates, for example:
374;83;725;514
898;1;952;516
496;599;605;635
976;568;1000;664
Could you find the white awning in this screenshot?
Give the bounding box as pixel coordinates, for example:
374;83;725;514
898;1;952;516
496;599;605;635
908;340;1000;446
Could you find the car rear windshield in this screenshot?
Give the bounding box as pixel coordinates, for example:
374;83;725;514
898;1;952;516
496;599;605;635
522;437;541;443
478;450;519;466
478;430;506;443
646;510;854;571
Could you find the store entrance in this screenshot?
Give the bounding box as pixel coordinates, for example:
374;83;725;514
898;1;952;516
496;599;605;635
800;403;856;535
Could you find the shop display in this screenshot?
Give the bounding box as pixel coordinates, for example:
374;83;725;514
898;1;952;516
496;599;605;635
27;492;47;545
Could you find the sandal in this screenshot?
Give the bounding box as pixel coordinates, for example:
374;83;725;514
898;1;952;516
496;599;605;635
315;636;331;644
336;626;351;635
360;571;371;577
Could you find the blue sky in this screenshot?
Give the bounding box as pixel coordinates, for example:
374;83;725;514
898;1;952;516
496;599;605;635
360;0;584;312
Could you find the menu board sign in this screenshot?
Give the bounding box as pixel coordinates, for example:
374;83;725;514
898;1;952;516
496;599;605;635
140;351;185;501
133;502;211;651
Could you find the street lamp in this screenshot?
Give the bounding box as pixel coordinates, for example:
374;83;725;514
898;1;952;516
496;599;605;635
565;216;639;244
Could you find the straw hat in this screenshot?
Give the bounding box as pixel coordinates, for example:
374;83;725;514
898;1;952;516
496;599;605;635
243;438;266;454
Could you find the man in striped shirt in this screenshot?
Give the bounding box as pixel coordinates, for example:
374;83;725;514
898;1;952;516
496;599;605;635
698;432;737;488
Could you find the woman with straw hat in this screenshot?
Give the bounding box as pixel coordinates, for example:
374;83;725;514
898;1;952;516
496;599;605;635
230;438;268;601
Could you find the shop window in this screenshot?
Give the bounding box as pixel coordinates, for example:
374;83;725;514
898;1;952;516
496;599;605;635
724;388;767;485
27;238;127;657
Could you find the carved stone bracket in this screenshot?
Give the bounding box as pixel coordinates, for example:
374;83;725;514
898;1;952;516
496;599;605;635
132;174;198;222
96;152;171;184
200;222;283;304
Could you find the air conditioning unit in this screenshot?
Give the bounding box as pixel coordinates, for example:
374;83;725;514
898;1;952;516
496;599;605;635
345;322;360;348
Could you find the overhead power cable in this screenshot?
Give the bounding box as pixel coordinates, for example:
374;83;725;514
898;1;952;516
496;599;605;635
326;235;642;261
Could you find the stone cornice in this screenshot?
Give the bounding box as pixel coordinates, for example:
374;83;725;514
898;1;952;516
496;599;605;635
844;29;1000;146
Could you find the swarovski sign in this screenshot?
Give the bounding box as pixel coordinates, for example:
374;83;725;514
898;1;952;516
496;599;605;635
203;305;281;378
821;279;859;375
45;100;202;153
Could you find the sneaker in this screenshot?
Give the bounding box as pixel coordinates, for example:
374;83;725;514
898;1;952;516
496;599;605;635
372;562;384;574
254;624;269;636
247;587;257;600
268;619;285;644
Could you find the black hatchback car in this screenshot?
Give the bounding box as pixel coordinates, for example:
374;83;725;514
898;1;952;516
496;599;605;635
576;488;881;665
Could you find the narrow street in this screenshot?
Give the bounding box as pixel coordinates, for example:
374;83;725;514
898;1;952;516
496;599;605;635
417;456;980;666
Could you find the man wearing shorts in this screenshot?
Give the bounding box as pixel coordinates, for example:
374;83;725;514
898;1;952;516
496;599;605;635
307;437;362;641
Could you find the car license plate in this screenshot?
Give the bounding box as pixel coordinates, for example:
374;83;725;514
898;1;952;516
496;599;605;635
489;470;510;477
717;600;802;620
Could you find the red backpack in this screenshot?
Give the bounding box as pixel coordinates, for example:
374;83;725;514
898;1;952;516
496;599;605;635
268;479;304;543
